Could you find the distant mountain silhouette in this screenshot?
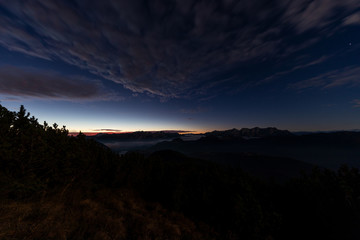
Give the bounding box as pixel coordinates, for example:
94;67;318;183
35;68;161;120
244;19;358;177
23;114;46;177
90;131;180;141
91;127;292;143
205;127;293;140
88;128;360;169
149;130;360;169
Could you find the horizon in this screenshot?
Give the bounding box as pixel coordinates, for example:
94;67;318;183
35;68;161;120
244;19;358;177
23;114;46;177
0;1;359;132
69;127;360;137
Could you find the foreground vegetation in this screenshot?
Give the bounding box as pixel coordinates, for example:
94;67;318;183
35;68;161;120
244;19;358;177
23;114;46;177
1;105;360;239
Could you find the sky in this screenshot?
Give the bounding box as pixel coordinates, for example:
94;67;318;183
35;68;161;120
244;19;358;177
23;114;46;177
0;0;360;133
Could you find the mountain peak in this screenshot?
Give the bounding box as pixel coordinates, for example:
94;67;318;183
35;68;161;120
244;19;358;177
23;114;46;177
205;127;293;139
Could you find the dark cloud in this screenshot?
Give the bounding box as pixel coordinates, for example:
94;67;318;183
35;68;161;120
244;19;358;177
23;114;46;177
343;12;360;26
0;97;20;102
0;66;105;100
0;1;358;98
259;55;330;85
280;0;360;33
93;129;122;132
290;66;360;90
352;99;360;108
180;106;208;114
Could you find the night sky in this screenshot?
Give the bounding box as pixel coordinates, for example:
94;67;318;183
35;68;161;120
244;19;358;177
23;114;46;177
0;0;360;133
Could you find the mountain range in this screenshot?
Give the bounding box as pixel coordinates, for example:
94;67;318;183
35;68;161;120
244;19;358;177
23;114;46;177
89;127;360;170
205;127;293;139
148;128;360;170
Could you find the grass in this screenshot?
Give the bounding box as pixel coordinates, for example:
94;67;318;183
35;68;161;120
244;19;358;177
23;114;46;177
0;187;214;240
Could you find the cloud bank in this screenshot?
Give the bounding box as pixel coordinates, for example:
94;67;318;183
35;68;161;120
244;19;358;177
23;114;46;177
93;129;122;132
0;66;104;100
0;1;359;98
290;66;360;90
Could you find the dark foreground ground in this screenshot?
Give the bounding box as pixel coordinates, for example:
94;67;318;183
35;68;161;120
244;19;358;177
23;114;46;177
1;105;360;239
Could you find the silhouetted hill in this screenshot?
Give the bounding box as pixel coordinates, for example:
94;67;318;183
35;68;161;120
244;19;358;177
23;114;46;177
90;131;180;141
0;105;213;239
1;104;360;240
295;131;360;147
118;150;360;240
148;139;314;180
149;131;360;169
191;152;313;180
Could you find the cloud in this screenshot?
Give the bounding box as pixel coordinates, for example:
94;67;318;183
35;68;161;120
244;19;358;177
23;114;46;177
0;1;358;98
290;66;360;90
180;106;208;114
0;97;20;102
280;0;360;33
343;12;360;26
259;55;330;85
93;129;122;132
352;99;360;108
0;65;107;100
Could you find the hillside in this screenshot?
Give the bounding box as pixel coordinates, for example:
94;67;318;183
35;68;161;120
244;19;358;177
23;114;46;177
149;130;360;169
1;105;360;240
0;105;210;239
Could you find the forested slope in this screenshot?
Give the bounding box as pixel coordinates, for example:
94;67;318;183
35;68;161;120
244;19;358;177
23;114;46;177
1;105;360;239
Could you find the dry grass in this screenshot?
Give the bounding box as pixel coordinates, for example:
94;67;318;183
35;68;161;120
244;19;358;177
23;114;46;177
0;188;215;240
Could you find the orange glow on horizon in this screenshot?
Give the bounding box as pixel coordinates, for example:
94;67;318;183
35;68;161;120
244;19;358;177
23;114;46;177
68;130;206;136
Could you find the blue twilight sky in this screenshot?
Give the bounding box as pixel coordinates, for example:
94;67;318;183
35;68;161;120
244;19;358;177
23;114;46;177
0;0;360;133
